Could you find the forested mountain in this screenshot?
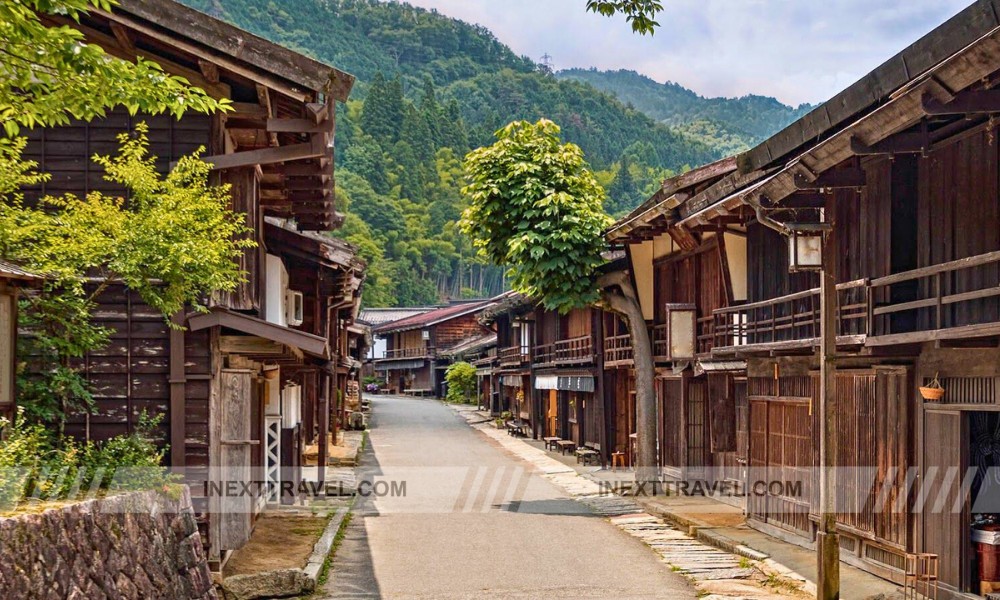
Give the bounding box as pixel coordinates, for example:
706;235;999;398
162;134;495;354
559;69;814;156
179;0;795;307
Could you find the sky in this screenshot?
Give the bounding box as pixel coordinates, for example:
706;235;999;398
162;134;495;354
400;0;972;106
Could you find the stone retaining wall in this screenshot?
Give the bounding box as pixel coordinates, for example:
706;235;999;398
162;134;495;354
0;487;216;600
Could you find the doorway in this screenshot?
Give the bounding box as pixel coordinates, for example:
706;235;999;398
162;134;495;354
546;390;558;437
969;411;1000;594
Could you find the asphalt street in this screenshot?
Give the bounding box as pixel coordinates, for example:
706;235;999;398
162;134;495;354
317;395;697;599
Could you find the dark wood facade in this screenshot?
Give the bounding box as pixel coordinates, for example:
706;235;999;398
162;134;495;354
22;0;362;568
604;4;1000;594
373;302;493;396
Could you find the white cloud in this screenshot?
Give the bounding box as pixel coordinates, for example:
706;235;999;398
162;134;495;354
400;0;971;105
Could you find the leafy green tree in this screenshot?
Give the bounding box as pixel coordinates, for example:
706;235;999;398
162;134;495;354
419;77;442;147
0;0;227;136
460;118;656;483
445;361;477;404
460;119;611;314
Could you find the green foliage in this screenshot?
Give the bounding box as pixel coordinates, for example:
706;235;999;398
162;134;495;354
559;69;813;151
461;119;612;313
0;409;172;511
0;0;228;136
585;0;663;35
606;154;641;217
2;127;252;427
179;0;791;306
444;361;477;404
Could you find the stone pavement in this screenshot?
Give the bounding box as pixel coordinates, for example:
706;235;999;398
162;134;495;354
451;404;811;599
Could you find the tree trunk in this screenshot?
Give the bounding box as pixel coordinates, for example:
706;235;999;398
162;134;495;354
598;270;657;485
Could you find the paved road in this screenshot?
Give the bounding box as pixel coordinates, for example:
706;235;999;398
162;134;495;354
318;396;697;599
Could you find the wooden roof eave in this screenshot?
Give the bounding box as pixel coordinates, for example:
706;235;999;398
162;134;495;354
737;0;1000;174
730;24;1000;213
189;307;330;358
673;24;1000;228
105;0;354;102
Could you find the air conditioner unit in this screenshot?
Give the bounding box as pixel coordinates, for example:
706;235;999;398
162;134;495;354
285;290;304;326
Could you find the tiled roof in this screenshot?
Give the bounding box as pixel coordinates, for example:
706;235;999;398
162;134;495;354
440;334;497;357
373;300;492;334
0;260;42;282
358;308;434;327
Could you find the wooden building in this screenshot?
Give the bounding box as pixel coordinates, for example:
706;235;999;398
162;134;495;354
482;292;534;417
21;0;361;568
607;1;1000;595
373;301;493;397
0;261;43;422
484;292;611;460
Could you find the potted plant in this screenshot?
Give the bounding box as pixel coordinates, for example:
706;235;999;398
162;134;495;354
920;372;945;401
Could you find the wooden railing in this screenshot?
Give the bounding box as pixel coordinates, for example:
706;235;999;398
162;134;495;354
603;334;634;365
534;335;593;367
868;250;1000;344
498;345;530;367
712;279;868;351
380;346;433;360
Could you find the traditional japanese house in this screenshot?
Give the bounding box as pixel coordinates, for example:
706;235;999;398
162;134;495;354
606;158;748;489
532;305;603;453
373;301;493;397
257;218;365;484
20;0;359;567
0;261;43;422
481;292;534;418
611;1;1000;595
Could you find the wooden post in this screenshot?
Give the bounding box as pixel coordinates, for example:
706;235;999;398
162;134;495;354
318;371;329;486
817;212;840;600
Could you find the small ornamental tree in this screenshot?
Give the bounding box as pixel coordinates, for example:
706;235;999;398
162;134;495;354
460;119;658;484
460;119;612;314
3;126;253;426
445;362;477;404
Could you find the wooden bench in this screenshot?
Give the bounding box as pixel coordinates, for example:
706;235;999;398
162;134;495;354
575;442;602;466
403;388;433;397
543;437;561;452
556;440;577;455
506;420;527;437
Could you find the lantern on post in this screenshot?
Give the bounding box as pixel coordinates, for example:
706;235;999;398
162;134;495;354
786;223;831;272
663;303;697;360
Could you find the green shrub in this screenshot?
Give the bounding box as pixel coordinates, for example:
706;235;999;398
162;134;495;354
0;409;172;512
445;361;477;404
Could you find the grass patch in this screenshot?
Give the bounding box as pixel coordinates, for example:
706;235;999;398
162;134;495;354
315;509;354;589
738;555;754;569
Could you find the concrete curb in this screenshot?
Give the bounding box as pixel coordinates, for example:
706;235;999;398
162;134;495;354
303;505;351;582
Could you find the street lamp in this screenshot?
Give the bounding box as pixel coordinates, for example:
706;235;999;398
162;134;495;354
786;222;830;272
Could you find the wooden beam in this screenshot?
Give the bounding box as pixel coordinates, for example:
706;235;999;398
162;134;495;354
266;118;334;134
667;226;699;252
199;59;220;83
306;102;329;125
97;9;313;103
41;14;230;99
110;0;355;101
109;22;135;53
922;89;1000;115
793;168;866;190
203;135;327;171
228;103;269;120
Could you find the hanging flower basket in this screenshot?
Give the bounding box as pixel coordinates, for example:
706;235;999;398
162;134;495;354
920;373;945;401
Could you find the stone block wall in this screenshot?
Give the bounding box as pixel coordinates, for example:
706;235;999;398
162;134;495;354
0;487;217;600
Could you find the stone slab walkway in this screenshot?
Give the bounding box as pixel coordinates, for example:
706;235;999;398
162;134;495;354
451;405;809;599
